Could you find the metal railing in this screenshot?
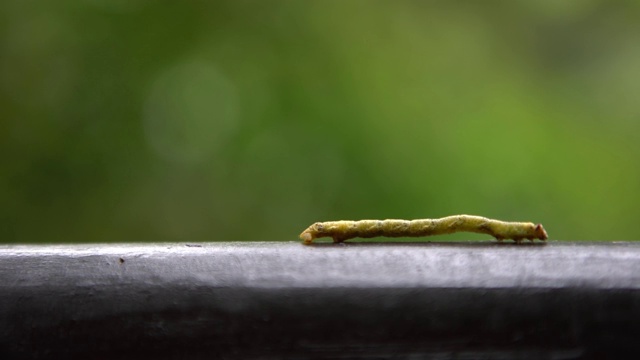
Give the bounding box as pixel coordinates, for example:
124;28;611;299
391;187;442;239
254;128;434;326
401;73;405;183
1;241;639;359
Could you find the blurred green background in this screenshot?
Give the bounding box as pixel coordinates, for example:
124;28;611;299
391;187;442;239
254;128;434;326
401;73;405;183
2;1;639;242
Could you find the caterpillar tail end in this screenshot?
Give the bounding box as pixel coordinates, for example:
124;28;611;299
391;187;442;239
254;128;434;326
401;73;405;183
535;224;548;241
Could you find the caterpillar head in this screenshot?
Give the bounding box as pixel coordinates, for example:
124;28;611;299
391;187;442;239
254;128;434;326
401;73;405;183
299;222;324;244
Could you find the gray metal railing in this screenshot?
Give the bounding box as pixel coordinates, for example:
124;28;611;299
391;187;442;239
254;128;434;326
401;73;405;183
1;241;639;359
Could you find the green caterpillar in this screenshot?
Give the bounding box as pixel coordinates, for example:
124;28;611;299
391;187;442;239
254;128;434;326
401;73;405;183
300;215;548;245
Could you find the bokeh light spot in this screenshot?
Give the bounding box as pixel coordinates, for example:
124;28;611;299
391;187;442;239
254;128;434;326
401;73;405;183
143;60;238;164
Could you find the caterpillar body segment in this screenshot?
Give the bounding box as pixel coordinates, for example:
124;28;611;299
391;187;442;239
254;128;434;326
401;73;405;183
299;215;548;245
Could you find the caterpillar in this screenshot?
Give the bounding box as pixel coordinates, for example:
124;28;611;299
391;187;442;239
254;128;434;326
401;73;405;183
299;215;548;245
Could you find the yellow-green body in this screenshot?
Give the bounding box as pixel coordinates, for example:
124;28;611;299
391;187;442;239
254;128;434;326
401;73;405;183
300;215;547;244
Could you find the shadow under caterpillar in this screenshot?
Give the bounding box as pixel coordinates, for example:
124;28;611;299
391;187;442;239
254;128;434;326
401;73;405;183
299;215;548;245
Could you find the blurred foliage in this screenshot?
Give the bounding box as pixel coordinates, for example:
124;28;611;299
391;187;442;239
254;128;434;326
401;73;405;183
2;0;640;242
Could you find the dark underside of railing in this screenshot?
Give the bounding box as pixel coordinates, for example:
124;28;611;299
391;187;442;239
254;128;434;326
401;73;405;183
1;241;640;359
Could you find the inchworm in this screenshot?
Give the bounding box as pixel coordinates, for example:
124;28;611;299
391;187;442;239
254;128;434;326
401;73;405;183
299;215;548;244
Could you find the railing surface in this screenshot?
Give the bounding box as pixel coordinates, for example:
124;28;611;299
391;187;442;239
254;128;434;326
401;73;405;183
1;241;640;359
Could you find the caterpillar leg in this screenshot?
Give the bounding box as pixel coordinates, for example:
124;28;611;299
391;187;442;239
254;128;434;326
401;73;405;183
332;236;346;243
